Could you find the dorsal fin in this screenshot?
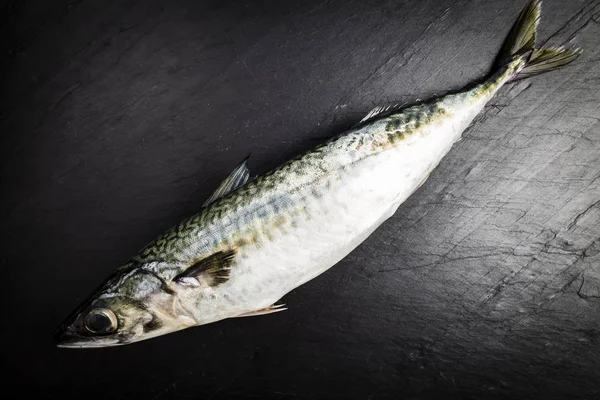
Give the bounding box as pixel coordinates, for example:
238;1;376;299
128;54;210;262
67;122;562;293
355;101;409;126
173;250;235;287
202;156;251;207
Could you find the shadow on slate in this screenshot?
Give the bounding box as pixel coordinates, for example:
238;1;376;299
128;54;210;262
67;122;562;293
1;0;599;399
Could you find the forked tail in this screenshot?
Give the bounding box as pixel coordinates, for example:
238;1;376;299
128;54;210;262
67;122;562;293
495;0;582;80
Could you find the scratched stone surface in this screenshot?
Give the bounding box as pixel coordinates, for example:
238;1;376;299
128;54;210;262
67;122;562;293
1;0;599;399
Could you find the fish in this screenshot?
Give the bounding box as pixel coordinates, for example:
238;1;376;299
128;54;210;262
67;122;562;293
55;0;581;348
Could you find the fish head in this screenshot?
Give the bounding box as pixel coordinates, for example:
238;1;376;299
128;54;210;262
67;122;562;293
55;265;196;348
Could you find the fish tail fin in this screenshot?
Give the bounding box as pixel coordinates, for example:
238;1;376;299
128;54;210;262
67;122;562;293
495;0;582;81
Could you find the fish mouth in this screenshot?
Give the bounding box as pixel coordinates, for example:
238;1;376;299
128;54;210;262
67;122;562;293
55;336;121;348
54;326;121;349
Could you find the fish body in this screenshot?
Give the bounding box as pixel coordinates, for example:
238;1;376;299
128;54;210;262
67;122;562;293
56;0;582;347
136;63;519;325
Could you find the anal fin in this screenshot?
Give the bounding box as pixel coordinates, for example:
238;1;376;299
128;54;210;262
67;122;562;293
235;303;287;318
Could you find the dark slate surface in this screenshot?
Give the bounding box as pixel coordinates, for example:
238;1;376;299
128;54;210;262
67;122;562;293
1;0;599;399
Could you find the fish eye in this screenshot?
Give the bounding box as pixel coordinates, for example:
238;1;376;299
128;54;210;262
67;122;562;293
84;308;117;334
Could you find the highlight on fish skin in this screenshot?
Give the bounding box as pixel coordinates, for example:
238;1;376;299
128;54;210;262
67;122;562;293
55;0;581;348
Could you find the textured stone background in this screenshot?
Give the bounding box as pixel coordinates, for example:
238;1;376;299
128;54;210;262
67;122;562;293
1;0;599;399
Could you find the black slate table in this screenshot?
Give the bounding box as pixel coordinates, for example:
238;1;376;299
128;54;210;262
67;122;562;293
2;0;599;399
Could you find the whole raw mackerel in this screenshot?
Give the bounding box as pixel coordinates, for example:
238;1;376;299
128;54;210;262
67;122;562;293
56;0;581;347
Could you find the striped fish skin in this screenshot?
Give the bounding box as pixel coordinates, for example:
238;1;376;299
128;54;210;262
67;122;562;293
55;0;581;348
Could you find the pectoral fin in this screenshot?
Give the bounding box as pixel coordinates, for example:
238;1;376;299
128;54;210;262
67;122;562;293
235;304;287;318
173;250;235;287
